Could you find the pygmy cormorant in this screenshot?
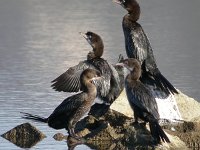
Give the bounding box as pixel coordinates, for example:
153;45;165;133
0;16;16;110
113;0;178;95
51;31;122;117
21;68;101;140
121;58;170;143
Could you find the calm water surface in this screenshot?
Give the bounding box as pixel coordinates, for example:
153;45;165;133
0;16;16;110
0;0;200;149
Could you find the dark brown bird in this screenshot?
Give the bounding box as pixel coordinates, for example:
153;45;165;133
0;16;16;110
21;69;101;140
121;58;170;143
51;31;122;117
113;0;178;96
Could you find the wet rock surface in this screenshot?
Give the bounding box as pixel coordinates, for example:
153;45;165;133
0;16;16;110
166;121;200;149
1;122;46;148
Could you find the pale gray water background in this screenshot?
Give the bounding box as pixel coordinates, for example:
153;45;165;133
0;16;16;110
0;0;200;149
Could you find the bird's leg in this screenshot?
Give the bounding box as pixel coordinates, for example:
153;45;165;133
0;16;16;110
68;123;81;140
134;113;139;124
69;127;82;140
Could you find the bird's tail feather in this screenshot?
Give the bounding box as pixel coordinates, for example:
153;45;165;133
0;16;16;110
20;112;48;123
141;69;178;95
154;72;178;94
149;121;170;143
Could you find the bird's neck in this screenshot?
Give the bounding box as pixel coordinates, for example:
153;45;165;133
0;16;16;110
126;68;141;84
84;81;97;98
93;41;104;58
124;1;140;23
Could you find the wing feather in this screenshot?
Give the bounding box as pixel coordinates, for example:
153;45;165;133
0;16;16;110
49;93;85;119
125;81;159;119
129;25;148;63
51;60;95;92
124;22;157;72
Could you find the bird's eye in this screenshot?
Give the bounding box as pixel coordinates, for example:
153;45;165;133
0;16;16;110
88;35;92;39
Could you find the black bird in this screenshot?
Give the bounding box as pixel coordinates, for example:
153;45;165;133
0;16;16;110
21;69;101;140
121;58;170;143
113;0;178;95
51;31;122;117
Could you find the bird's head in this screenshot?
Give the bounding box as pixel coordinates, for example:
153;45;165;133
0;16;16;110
80;31;104;58
80;68;101;90
113;0;140;21
116;58;141;80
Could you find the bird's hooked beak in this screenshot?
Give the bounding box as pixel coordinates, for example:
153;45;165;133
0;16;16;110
112;0;122;5
79;32;93;47
91;76;102;81
112;0;125;7
79;32;87;39
115;61;133;72
115;62;126;73
90;71;102;84
114;62;130;78
115;62;125;67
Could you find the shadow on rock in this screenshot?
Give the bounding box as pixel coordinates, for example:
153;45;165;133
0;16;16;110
1;122;46;148
52;109;158;149
166;121;200;149
72;109;157;149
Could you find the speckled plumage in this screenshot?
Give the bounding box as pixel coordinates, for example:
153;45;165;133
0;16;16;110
21;69;101;139
51;32;122;117
115;0;178;95
123;58;170;143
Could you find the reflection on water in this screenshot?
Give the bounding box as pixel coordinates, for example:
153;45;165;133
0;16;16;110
0;0;200;149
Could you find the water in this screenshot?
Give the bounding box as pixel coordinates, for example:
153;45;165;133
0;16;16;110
0;0;200;149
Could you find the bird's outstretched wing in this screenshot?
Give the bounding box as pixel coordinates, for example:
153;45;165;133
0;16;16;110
51;60;96;92
124;22;157;72
124;23;178;94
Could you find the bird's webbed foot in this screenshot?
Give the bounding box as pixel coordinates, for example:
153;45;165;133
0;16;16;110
68;127;82;141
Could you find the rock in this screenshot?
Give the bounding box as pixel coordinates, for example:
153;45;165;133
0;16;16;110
111;91;200;149
72;90;200;149
110;89;133;117
74;110;188;150
1;122;46;148
3;90;200;149
111;89;200;122
175;91;200;121
166;121;200;149
53;133;68;141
